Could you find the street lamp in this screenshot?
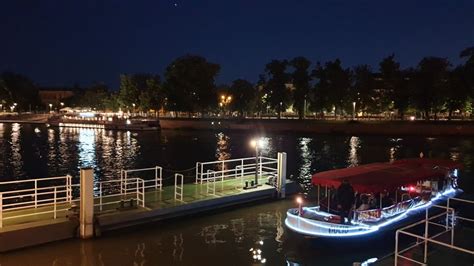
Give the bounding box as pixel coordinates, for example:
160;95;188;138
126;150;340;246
49;103;53;113
250;138;265;187
60;102;64;107
296;197;303;216
352;101;356;120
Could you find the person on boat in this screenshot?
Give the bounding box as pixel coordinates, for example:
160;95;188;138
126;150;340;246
356;194;370;211
336;180;355;224
381;191;393;208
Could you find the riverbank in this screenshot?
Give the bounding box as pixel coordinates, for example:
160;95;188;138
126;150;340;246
159;118;474;136
4;114;474;136
0;113;48;124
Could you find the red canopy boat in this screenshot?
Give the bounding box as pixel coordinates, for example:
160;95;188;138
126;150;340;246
311;158;462;193
286;158;462;238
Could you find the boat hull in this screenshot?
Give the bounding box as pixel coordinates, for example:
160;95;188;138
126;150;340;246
285;188;458;239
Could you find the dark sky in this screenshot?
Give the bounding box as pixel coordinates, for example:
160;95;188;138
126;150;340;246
1;1;473;89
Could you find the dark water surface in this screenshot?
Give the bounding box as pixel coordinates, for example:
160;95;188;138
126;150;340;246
0;123;473;265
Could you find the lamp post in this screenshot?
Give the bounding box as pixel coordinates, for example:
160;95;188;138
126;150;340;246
352;101;356;120
296;197;303;216
49;103;53;113
250;138;264;186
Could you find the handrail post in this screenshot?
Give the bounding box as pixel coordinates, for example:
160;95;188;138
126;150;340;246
155;166;158;190
125;171;128;194
34;179;38;208
221;161;224;181
394;230;399;265
159;167;163;190
142;179;145;207
241;159;244;178
53;187;57;219
195;162;199;184
67;175;72;204
451;209;455;245
136;178;139;204
424;208;429;264
120;170;123;194
0;193;3;228
446;198;450;230
99;183;103;211
200;163;204;184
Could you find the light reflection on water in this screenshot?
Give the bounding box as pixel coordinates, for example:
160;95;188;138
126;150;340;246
0;124;473;265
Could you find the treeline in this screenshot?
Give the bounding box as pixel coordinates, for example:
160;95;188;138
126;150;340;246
1;47;473;120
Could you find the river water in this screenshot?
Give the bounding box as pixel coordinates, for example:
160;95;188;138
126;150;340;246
0;123;473;265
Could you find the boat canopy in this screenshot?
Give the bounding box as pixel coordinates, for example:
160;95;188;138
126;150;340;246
311;159;462;193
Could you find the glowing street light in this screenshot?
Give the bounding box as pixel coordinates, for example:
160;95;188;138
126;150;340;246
296;197;303;216
60;102;64;107
250;138;265;187
49;103;53;113
352;101;356;120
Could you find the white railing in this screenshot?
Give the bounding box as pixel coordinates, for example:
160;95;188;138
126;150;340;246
175;174;184;202
395;198;474;265
120;166;163;193
0;174;148;228
0;175;73;228
95;178;145;211
196;156;278;184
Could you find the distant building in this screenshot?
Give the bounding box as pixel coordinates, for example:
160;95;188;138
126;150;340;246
38;87;75;106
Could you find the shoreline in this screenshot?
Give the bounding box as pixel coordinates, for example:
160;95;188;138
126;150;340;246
3;114;474;136
158;118;474;136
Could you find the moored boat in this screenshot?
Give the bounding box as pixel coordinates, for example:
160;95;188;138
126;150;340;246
285;158;462;238
48;112;160;131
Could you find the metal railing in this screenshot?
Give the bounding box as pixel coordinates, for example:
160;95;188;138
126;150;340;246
120;166;163;193
394;197;474;265
0;175;73;228
95;178;145;211
196;156;278;184
0;174;147;228
175;174;184;202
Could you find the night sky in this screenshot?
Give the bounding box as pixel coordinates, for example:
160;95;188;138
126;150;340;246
1;1;473;89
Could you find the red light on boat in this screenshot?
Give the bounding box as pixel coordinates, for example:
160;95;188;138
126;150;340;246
409;186;415;192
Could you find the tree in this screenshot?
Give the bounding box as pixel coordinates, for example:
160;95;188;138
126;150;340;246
352;65;376;115
445;66;470;120
75;83;109;110
460;47;474;100
264;60;290;119
0;72;40;112
413;57;450;120
118;74;140;109
312;59;351;117
164;55;220;115
379;55;402;115
290;57;312;119
139;75;163;114
230;79;255;117
255;74;267;116
395;69;415;120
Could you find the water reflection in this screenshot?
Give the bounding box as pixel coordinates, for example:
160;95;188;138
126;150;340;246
77;128;97;168
10;123;24;177
215;132;231;162
297;137;313;179
347;136;360;167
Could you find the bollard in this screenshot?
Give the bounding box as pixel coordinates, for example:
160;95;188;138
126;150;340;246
277;152;287;198
80;167;94;239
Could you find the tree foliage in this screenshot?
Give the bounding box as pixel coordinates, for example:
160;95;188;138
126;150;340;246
164;55;220;114
264;60;290;118
230;79;255;117
0;72;40;111
290;57;312;119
